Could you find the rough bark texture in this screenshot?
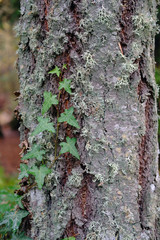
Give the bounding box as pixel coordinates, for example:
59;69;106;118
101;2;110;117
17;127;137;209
17;0;159;239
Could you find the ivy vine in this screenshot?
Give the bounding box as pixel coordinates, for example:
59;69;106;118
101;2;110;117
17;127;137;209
19;64;80;189
0;65;79;240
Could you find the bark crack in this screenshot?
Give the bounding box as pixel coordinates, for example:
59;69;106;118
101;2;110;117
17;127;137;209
119;0;136;55
36;0;51;40
137;57;155;230
52;2;95;237
44;0;49;32
55;0;83;187
62;173;95;239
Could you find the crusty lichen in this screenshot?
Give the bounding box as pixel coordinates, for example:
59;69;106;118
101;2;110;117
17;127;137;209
133;12;158;39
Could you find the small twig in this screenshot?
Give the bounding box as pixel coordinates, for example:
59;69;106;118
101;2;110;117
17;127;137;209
54;71;63;159
53;72;63;167
54;89;61;159
27;182;37;191
118;42;124;55
73;233;79;237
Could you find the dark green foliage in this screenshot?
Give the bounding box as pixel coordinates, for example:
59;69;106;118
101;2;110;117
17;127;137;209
58;107;80;129
22;145;46;162
60;137;80;160
59;78;72;94
155;67;160;86
42;92;58;115
0;0;20;28
0;167;30;239
49;66;61;77
62;237;75;240
0;189;23;219
11;232;32;240
31;117;55;136
18;164;30;180
0;65;80;238
0;210;29;239
0;210;28;232
29;165;51;189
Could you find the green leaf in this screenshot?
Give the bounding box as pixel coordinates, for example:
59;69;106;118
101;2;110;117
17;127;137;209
0;224;11;235
62;237;75;240
49;66;61;77
29;165;51;189
0;210;29;232
22;144;46;161
0;188;23;217
11;232;32;240
60;137;80;160
0;215;12;234
17;196;24;209
62;64;67;70
18;164;30;180
0;214;12;227
32;117;55;136
42;91;58;115
58;107;80;129
12;210;28;232
59;78;72;94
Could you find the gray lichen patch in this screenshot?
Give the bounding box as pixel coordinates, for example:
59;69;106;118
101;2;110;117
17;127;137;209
133;11;158;40
114;54;138;88
67;168;83;187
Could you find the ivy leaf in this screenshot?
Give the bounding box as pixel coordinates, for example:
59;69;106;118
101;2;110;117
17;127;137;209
0;210;29;232
29;165;51;189
17;196;24;209
0;213;12;227
49;66;61;77
0;189;24;213
62;237;75;240
32;117;55;136
42;91;58;115
60;137;80;160
0;221;11;235
18;164;30;180
12;210;29;232
58;107;80;129
62;64;67;70
11;232;32;240
59;78;72;94
22;144;46;161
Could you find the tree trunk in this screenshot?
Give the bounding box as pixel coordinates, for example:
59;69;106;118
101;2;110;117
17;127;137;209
17;0;159;239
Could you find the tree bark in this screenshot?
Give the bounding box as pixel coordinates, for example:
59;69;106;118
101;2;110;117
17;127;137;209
17;0;159;239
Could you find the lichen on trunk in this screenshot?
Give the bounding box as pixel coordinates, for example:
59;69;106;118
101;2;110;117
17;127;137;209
17;0;159;239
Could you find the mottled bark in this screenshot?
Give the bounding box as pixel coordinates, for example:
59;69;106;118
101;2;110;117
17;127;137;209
17;0;159;239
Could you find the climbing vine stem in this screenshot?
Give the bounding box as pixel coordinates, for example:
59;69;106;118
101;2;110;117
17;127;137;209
0;64;80;239
54;88;61;163
18;64;80;189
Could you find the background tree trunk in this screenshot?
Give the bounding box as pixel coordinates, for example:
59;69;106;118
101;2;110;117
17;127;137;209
17;0;159;239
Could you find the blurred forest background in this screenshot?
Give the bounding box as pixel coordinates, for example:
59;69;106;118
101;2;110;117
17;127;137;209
0;0;20;178
0;1;21;232
0;1;160;237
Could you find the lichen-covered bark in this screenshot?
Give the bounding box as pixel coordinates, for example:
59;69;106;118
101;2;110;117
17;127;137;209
17;0;159;239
